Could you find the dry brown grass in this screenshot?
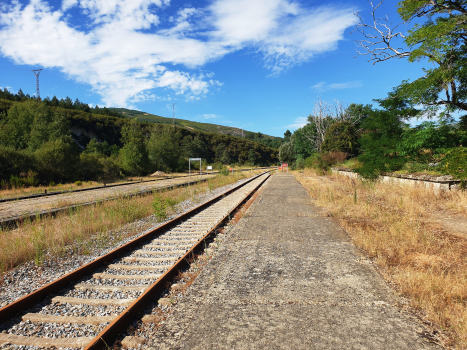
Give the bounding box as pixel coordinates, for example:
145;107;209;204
0;172;251;274
0;181;100;200
293;169;467;349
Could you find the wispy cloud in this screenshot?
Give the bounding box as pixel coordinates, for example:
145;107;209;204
202;114;219;119
287;116;308;130
0;0;357;106
311;80;363;92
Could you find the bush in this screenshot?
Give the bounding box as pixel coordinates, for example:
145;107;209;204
9;175;22;188
34;137;79;182
75;181;82;186
295;157;305;170
152;196;177;221
0;146;36;182
304;152;347;173
442;147;467;181
219;167;230;176
321;151;347;165
212;162;224;171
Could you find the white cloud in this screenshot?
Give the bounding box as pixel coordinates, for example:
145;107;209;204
0;0;357;106
311;80;362;91
287;116;307;129
202;114;219;119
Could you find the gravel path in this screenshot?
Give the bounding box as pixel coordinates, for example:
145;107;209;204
0;175;214;223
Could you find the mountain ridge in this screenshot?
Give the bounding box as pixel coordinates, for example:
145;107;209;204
109;107;283;148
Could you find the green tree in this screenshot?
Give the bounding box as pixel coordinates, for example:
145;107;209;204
321;121;358;155
181;135;208;160
279;141;295;163
147;128;183;172
291;124;317;158
248;149;257;165
35;137;79;182
119;119;149;175
398;120;465;163
354;0;467;115
0;100;39;149
356;109;406;179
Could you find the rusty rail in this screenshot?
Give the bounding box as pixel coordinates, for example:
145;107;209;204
0;171;270;339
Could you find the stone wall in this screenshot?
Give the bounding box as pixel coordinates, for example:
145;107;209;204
332;168;462;191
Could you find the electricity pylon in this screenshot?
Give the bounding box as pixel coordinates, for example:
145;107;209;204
31;69;43;99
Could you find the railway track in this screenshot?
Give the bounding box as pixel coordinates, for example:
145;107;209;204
0;171;270;349
0;167;276;228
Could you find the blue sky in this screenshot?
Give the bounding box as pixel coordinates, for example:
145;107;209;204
0;0;429;137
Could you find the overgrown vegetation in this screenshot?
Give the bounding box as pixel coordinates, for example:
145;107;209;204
282;96;466;178
294;169;467;348
0;93;278;186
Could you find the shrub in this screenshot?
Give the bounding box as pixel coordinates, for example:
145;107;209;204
304;152;347;173
152;196;169;221
219;167;230;176
295;157;306;170
321;151;347;165
442;147;467;184
212;162;224;171
22;170;39;187
75;181;82;186
9;175;22;188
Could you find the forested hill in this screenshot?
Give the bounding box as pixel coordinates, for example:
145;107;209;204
0;96;279;185
110;108;284;149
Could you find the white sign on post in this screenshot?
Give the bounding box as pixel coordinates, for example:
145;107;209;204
207;165;212;174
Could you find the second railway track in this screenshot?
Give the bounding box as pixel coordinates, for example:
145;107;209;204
0;171;271;349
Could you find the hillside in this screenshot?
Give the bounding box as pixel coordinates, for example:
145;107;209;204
0;97;279;184
109;108;283;149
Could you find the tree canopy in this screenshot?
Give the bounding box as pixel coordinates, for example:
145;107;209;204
354;0;467;115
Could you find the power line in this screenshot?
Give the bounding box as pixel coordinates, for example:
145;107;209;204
31;69;43;100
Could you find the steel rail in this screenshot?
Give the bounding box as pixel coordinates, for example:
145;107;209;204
0;171;270;323
85;172;270;350
0;167;276;228
0;176;213;229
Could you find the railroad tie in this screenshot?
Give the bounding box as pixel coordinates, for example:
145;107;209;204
0;334;94;348
123;256;179;262
93;272;163;280
145;244;193;249
107;264;167;271
22;313;115;325
134;249;186;255
51;296;134;307
161;235;201;239
74;284;148;292
150;239;197;245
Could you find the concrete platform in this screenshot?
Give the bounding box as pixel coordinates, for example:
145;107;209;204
147;174;441;349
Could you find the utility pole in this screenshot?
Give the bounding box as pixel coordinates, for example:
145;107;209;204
172;103;176;127
242;128;244;138
31;69;43;100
